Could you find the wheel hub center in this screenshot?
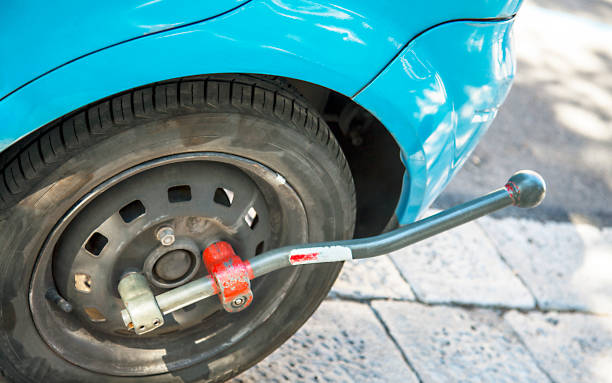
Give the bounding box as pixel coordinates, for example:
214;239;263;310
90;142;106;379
143;238;202;289
153;249;193;282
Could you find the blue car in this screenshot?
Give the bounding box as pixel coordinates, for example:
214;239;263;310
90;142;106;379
0;1;520;381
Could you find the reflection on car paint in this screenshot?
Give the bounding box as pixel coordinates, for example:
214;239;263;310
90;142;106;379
355;20;516;223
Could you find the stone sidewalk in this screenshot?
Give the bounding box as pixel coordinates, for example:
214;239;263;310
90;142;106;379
233;216;612;383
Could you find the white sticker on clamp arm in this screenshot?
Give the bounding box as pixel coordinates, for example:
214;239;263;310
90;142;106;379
288;246;352;265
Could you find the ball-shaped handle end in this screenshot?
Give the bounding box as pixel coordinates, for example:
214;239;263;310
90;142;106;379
505;170;546;208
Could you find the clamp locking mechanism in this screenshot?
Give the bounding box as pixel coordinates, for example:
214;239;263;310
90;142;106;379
202;241;254;312
119;241;254;334
118;272;164;335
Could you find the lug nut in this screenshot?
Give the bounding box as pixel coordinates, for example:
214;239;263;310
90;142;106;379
156;226;175;246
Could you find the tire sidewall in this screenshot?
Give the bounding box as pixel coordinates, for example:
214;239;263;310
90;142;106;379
0;110;354;382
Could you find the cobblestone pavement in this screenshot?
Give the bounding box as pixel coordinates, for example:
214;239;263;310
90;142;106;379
233;216;612;382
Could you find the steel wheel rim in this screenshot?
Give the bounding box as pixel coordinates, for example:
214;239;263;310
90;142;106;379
29;152;309;376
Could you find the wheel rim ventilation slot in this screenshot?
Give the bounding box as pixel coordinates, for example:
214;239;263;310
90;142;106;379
168;185;192;203
84;232;108;256
84;307;107;323
245;207;259;230
74;273;92;293
255;241;265;255
214;187;234;207
119;200;146;223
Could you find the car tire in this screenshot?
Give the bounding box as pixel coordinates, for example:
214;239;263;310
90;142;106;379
0;75;356;382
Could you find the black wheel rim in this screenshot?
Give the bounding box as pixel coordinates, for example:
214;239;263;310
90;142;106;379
29;153;309;376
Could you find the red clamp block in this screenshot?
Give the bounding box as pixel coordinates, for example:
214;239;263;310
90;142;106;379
202;241;254;312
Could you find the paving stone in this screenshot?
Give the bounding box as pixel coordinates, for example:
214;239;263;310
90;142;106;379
505;310;612;383
232;300;418;383
389;221;535;309
330;255;415;300
480;216;612;313
372;301;550;383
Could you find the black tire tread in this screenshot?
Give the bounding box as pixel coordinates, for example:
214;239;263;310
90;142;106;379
0;75;355;217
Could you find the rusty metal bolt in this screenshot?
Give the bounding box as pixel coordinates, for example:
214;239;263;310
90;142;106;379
156;226;175;247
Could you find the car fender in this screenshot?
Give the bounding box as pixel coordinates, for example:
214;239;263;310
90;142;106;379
0;0;521;145
355;19;516;223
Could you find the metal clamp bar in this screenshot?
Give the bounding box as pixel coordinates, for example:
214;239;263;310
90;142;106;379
118;272;164;335
120;170;545;332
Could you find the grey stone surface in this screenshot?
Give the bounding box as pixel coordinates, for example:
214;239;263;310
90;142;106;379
372;301;551;383
330;255;415;300
389;221;535;309
435;1;612;228
232;301;419;383
505;310;612;383
480;216;612;313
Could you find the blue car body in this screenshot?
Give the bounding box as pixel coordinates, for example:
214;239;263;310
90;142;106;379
0;0;521;224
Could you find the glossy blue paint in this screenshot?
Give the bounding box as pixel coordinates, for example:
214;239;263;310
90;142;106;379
354;19;516;224
1;0;521;101
0;0;249;99
0;0;522;107
0;0;520;224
